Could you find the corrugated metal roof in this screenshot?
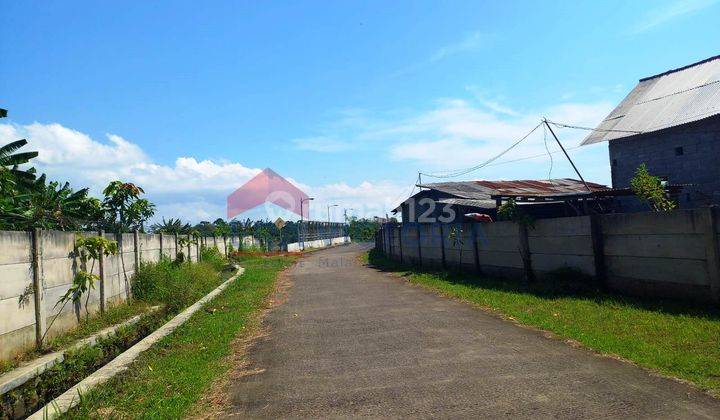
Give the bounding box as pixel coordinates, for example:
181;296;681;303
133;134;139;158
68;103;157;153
418;178;608;199
582;55;720;145
435;198;496;208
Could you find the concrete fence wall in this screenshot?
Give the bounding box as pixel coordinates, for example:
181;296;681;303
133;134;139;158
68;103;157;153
376;207;720;304
287;236;351;252
0;230;236;363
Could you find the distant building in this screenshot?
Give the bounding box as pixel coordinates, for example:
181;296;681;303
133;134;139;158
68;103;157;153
393;179;610;223
582;55;720;210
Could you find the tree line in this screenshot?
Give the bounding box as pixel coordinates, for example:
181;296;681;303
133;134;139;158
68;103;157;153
1;108;382;242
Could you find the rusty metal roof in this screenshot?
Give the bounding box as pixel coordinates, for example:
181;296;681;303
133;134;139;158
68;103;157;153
436;198;496;209
418;178;607;198
582;54;720;145
474;179;607;196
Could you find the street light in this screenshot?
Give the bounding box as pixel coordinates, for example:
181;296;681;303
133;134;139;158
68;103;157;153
299;197;314;250
327;204;338;223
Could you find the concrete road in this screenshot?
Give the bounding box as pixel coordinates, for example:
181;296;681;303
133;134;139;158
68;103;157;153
226;243;720;419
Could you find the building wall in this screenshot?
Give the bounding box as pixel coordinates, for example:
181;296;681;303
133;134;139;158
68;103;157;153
610;115;720;210
377;207;720;304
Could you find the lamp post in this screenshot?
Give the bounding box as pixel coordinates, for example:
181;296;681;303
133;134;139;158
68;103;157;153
327;204;338;223
299;197;314;250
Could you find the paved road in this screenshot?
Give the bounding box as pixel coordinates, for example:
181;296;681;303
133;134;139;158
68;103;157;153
226;243;720;419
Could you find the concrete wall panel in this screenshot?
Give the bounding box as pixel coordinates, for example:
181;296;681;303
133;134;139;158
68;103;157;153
529;216;591;237
604;234;705;259
601;210;707;235
528;235;593;256
606;255;709;285
0;231;32;265
532;254;596;275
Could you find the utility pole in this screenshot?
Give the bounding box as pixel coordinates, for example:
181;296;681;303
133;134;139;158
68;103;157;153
543;118;591;192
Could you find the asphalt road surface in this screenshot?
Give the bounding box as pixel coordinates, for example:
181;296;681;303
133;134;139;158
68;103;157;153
225;243;720;419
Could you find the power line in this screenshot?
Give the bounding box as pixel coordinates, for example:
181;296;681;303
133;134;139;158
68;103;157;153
420;121;543;179
545;119;642;134
542;123;553;180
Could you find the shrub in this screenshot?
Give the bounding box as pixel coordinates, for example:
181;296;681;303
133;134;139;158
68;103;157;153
132;259;222;313
200;246;225;270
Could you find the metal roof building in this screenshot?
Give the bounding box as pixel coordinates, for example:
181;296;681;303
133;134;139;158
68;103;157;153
394;179;611;223
582;55;720;210
582;54;720;145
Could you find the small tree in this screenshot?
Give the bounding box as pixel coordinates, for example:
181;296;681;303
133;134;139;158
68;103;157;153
630;164;676;212
53;235;118;328
497;199;534;226
448;226;464;267
102;181;156;232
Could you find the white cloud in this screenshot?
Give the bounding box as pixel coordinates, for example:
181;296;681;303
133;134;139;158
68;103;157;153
0;122;401;223
389;31;489;78
293;97;612;170
630;0;718;34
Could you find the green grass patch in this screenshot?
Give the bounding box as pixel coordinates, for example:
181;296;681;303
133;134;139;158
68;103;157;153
367;248;720;395
64;254;296;419
0;302;153;376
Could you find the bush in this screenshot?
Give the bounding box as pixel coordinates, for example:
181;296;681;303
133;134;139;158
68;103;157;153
200;246;225;270
132;258;223;313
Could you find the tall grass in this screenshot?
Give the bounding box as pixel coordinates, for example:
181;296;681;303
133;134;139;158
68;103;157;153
132;257;225;313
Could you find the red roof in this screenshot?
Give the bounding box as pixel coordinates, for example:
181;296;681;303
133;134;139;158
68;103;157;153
474;178;607;196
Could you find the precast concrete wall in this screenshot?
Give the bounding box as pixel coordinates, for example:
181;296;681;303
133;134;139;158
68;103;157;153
0;230;235;363
376;207;720;304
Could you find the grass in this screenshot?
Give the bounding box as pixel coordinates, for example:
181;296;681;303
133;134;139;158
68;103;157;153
64;253;297;418
366;248;720;396
0;301;153;375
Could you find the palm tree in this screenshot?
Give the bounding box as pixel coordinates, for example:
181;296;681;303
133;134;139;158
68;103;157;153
24;174;99;230
0;139;38;187
150;217;192;234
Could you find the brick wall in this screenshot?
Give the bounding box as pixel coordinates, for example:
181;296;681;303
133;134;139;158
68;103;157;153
610;115;720;210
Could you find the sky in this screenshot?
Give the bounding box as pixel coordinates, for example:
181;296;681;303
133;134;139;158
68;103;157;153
1;0;719;223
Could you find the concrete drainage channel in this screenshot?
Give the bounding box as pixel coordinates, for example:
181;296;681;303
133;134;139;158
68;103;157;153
0;265;244;420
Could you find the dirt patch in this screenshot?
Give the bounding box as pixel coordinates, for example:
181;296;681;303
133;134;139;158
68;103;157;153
188;262;296;419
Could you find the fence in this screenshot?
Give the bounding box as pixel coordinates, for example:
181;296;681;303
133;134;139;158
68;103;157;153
298;221;348;242
0;230;241;362
376;207;720;304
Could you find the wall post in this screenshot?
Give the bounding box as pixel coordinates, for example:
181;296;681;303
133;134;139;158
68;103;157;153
704;206;720;303
159;232;164;259
31;228;47;349
439;223;446;269
398;225;404;264
98;229;106;313
388;226;393;258
590;215;607;289
471;223;481;274
174;233;179;259
417;223;423;267
188;239;192;262
518;223;534;282
133;229;140;270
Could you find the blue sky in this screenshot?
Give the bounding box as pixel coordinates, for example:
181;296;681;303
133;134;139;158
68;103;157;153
1;0;719;222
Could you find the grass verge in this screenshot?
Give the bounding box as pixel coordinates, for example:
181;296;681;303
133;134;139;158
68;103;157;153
63;254;296;419
0;302;152;375
366;248;720;396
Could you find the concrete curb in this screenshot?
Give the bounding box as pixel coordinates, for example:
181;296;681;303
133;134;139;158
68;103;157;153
28;265;245;420
0;306;160;396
